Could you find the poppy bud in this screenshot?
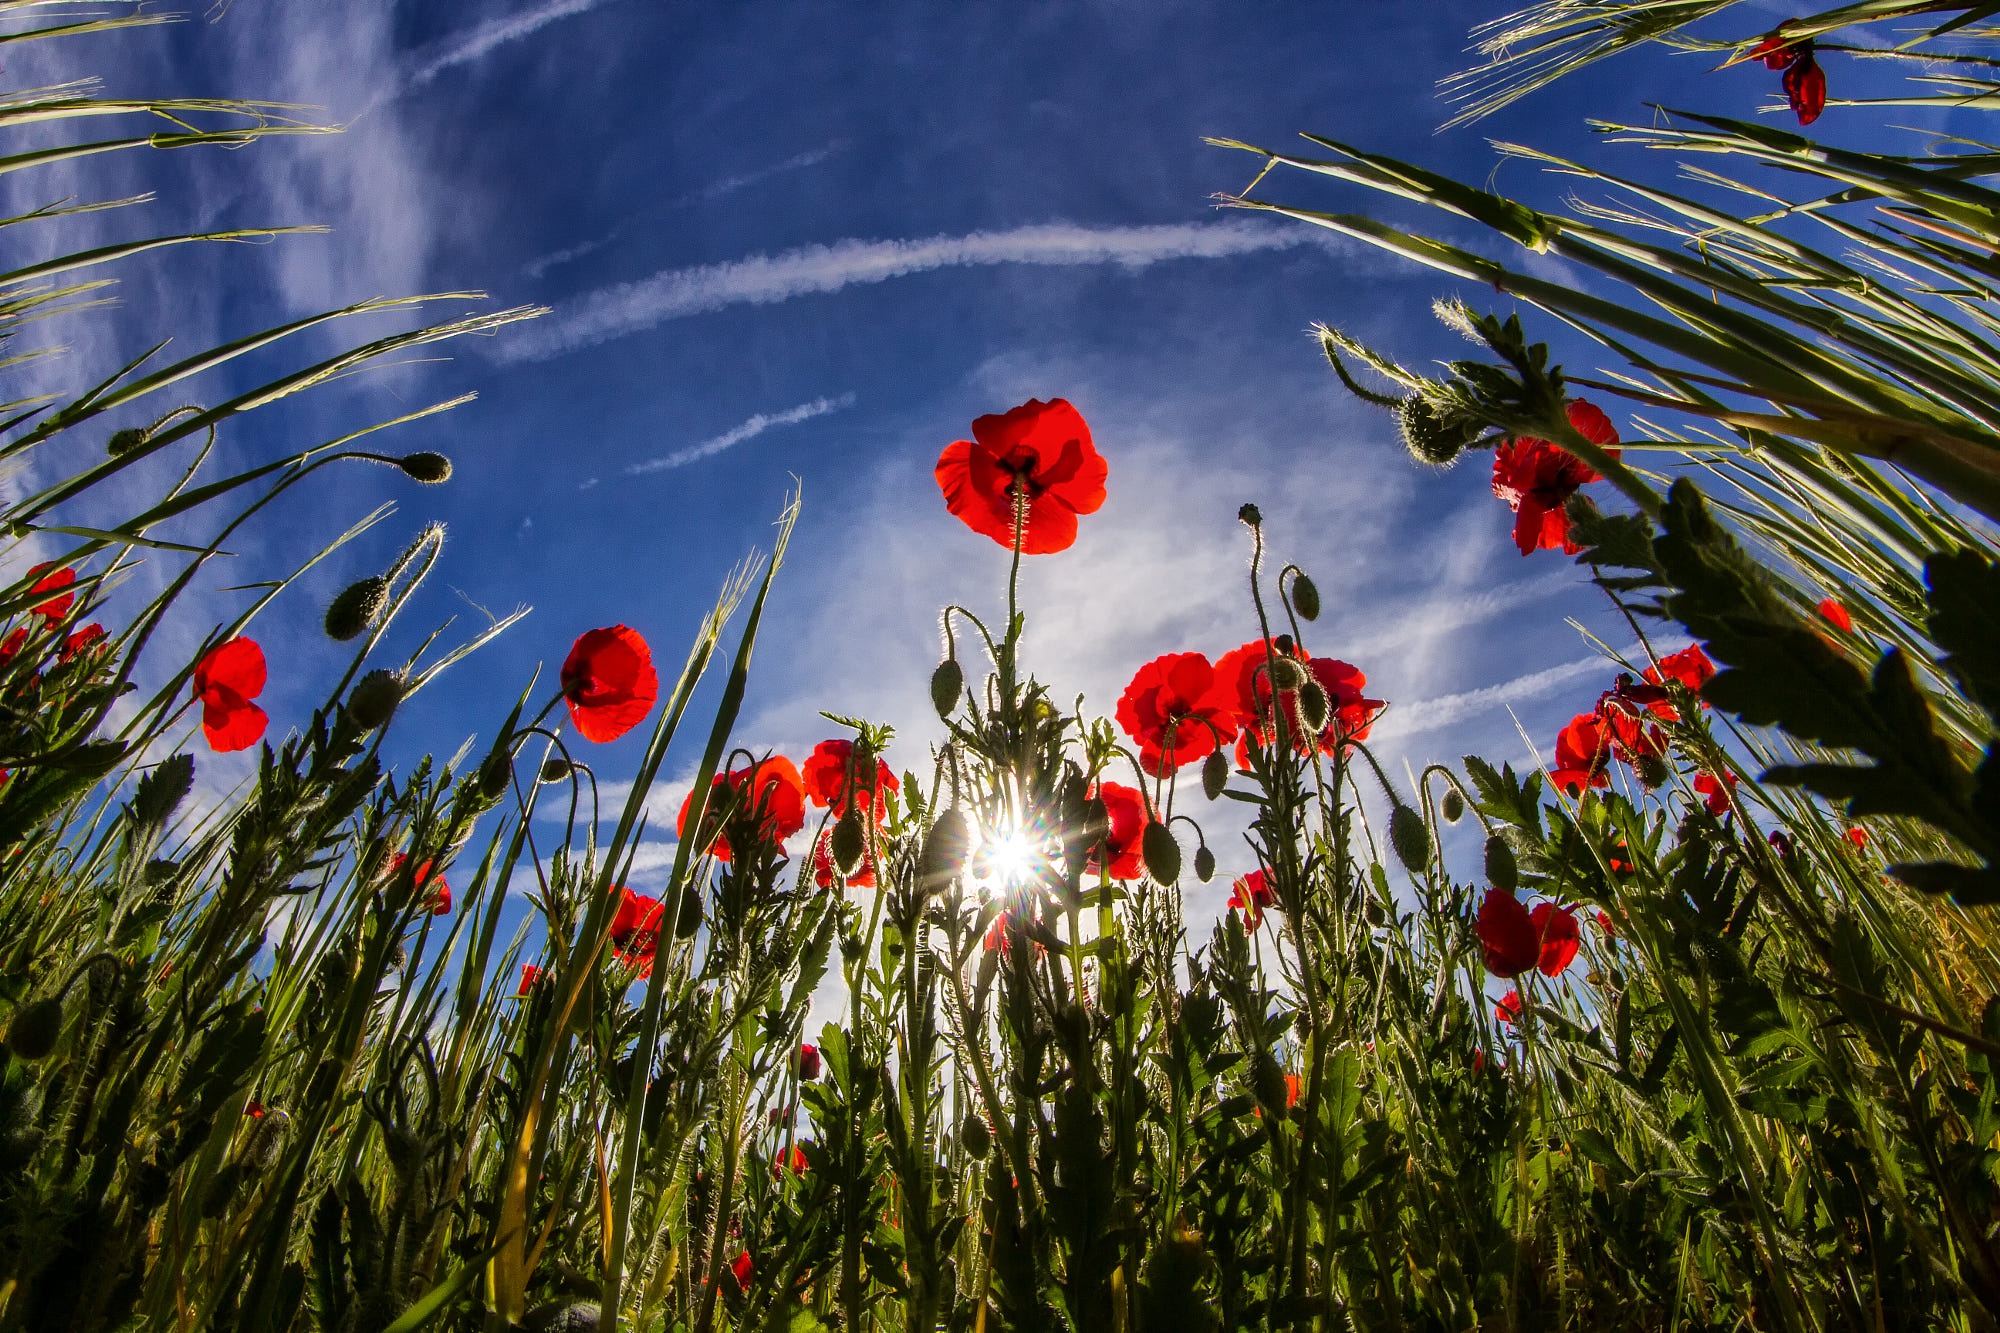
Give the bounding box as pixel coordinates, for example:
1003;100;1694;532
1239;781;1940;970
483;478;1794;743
1142;822;1181;885
1201;749;1229;801
1484;835;1518;893
1295;679;1330;735
522;1301;602;1333
1290;573;1321;622
324;576;389;642
477;744;514;799
930;659;962;717
675;884;703;939
1397;393;1480;467
1441;790;1466;824
1634;753;1670;790
961;1112;992;1160
1389;805;1430;874
6;998;62;1061
796;1043;821;1081
918;808;970;893
841;932;865;962
243;1105;290;1171
106;427;148;457
831;809;865;876
1364;897;1386;927
398;452;453;484
539;758;573;783
1193;845;1216;883
1237;503;1262;527
347;669;403;731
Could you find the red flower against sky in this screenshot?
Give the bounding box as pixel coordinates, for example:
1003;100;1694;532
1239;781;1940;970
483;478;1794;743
797;1043;821;1081
1116;652;1238;776
1533;903;1580;974
1490;400;1621;556
192;638;269;753
812;827;877;889
933;397;1107;554
389;853;451;915
1603;707;1666;766
1753;30;1825;125
677;755;807;861
1228;869;1275;930
1817;598;1852;633
1694;771;1738;816
1641;644;1716;719
1549;711;1613;795
1596;910;1617;941
801;738;898;820
1476;889;1578;977
517;964;541;996
22;563;75;622
60;624;106;664
609;887;665;974
560;625;658;743
1089;781;1149;881
1495;989;1523;1026
1214;639;1382;761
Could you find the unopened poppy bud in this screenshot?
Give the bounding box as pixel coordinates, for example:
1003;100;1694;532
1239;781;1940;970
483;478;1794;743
1290;573;1321;622
1267;656;1308;691
1397;392;1480;467
6;998;62;1061
348;669;403;731
675;884;703;939
477;747;513;799
961;1112;992;1160
841;932;865;963
522;1302;602;1333
1295;679;1330;734
1389;805;1430;874
1201;749;1229;801
918;808;970;893
539;758;573;783
1142;822;1181;885
324;576;389;642
1441;790;1466;824
1193;845;1216;883
831;809;865;876
930;659;962;717
1634;753;1670;790
106;427;147;457
1364;897;1386;927
1485;835;1518;893
398;452;453;484
243;1105;289;1170
1237;503;1262;527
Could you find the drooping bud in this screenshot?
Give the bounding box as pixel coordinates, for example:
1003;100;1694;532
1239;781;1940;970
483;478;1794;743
1201;750;1229;801
1142;822;1182;885
347;670;404;731
1237;503;1262;527
1398;392;1481;468
1290;573;1321;622
1364;897;1386;927
1484;835;1518;893
1634;753;1670;790
961;1112;992;1160
1441;790;1466;824
1295;679;1330;735
1389;805;1430;874
1193;845;1216;883
674;884;702;939
107;427;149;457
6;998;63;1061
398;452;453;484
477;748;513;800
324;576;389;642
1267;656;1308;691
831;809;866;876
930;659;963;718
539;758;574;784
917;809;970;893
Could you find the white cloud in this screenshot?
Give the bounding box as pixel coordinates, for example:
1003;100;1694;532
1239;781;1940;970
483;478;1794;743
500;220;1346;361
403;0;613;91
687;141;848;204
1370;653;1605;740
627;393;857;475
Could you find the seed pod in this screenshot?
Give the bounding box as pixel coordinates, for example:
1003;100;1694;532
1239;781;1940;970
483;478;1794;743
1237;503;1262;527
347;669;403;731
961;1113;992;1160
831;809;866;876
1290;573;1321;622
930;659;963;718
539;758;574;783
1440;790;1466;824
1389;805;1430;874
1484;835;1518;893
1193;845;1216;883
1295;680;1330;735
398;452;453;484
1142;822;1181;885
324;576;389;642
1201;749;1229;801
7;998;63;1061
106;427;148;457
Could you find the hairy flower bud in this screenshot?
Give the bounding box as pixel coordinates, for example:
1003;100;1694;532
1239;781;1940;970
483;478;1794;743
6;998;62;1061
1266;655;1308;691
961;1112;992;1160
1398;393;1481;468
1441;790;1466;824
243;1105;290;1171
831;809;866;876
1201;749;1229;801
523;1301;602;1333
1290;573;1321;622
1295;679;1330;735
324;576;389;642
539;758;574;784
106;427;148;457
1389;805;1431;874
1237;503;1262;527
1142;821;1181;885
1484;835;1518;893
398;452;453;484
477;742;514;800
347;669;403;731
1193;845;1216;883
930;659;962;718
918;809;970;894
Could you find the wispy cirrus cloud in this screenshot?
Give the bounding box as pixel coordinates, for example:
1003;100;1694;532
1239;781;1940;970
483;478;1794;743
403;0;614;90
501;219;1341;361
627;393;856;475
1374;645;1644;740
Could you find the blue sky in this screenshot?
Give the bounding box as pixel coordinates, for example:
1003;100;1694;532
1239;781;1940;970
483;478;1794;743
6;0;1863;915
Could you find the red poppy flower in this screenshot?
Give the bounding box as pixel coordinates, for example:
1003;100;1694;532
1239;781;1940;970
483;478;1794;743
1694;771;1738;816
1215;640;1382;761
1531;902;1580;975
812;827;877;889
192;637;269;753
775;1144;809;1176
1088;781;1149;881
1549;712;1612;795
1756;32;1826;125
729;1249;753;1291
1476;888;1539;978
934;398;1107;554
1115;652;1238;776
1603;708;1666;766
245;1100;266;1119
801;739;898;820
797;1043;821;1081
0;627;25;667
1816;598;1852;633
677;756;807;861
560;625;659;744
1609;841;1635;876
517;964;541;995
1283;1072;1302;1109
60;623;106;664
388;853;451;915
1596;910;1617;940
1495;989;1523;1026
1490;400;1621;556
1845;825;1870;851
1641;644;1715;719
1228;869;1276;930
22;563;75;622
609;887;665;974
